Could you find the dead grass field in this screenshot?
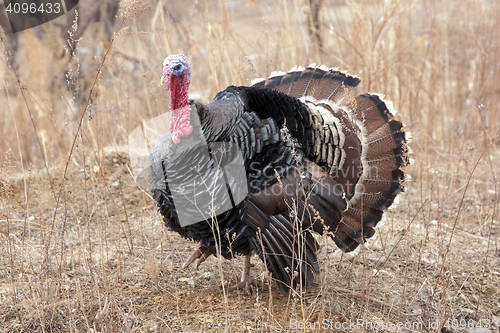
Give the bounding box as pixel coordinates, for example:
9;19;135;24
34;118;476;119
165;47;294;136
1;0;499;332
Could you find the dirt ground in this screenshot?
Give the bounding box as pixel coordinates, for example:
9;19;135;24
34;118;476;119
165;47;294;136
1;145;499;332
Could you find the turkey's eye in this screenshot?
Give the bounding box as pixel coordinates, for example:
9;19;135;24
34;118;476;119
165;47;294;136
174;64;182;71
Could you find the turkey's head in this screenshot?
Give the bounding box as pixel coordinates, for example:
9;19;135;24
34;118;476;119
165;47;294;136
161;54;193;144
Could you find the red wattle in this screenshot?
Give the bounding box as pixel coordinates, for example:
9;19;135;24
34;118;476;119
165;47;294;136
168;75;192;144
170;105;192;144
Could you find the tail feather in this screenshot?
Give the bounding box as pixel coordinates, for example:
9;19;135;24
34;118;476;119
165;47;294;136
332;228;360;252
366;147;409;172
344;204;384;229
338;217;376;244
357;192;394;211
366;121;406;156
361;178;404;196
287;67;325;99
367;169;405;182
352;94;395;133
252;65;360;104
314;70;360;103
274;70;303;95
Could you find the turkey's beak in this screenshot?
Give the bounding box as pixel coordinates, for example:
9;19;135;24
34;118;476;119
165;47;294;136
161;76;165;85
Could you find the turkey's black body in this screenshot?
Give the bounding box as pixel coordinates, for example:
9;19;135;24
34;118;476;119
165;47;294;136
150;65;409;290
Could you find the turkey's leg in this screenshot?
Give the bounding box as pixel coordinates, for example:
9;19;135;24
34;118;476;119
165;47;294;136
182;247;212;270
228;253;257;294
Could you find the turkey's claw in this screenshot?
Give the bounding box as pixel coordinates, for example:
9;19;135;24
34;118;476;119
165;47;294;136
182;247;212;270
227;278;258;295
227;253;258;294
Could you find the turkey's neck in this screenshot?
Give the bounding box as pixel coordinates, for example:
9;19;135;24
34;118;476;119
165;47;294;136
169;75;193;144
170;76;189;111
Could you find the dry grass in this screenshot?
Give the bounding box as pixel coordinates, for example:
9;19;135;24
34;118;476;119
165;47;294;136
1;0;499;332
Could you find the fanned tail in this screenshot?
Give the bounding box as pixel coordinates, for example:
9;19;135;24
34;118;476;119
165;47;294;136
333;93;409;251
308;93;409;252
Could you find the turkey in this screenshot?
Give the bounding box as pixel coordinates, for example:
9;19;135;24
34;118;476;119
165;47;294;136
149;54;409;292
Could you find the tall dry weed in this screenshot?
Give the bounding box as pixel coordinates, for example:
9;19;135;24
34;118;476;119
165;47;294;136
0;0;499;331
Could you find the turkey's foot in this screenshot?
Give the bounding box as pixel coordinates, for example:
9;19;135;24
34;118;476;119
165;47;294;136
227;253;257;294
182;247;212;270
227;278;258;295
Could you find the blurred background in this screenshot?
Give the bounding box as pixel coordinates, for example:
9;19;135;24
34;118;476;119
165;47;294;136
1;0;498;171
1;0;499;331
